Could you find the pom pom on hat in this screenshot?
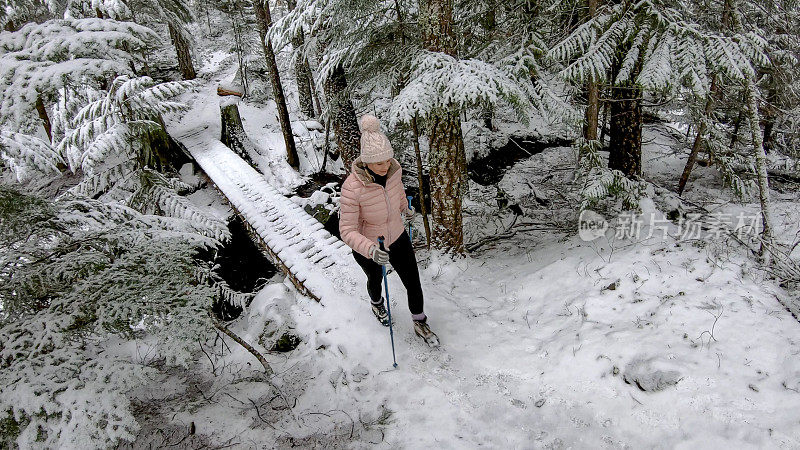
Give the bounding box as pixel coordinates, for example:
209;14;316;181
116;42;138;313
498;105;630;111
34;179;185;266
359;115;394;163
359;114;381;133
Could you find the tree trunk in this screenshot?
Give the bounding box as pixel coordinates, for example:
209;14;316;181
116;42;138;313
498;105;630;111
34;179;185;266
677;76;718;194
427;108;466;253
420;0;466;254
309;62;323;117
295;58;315;119
585;83;599;141
608;83;642;178
323;65;361;172
36;96;52;143
762;82;777;153
608;31;643;179
220;101;258;170
599;97;609;145
677;0;730;193
583;0;600;142
411;114;432;248
286;0;315;118
253;0;300;170
744;76;773;261
138;115;190;172
730;106;745;148
168;22;196;80
320;118;330;173
482;104;495;131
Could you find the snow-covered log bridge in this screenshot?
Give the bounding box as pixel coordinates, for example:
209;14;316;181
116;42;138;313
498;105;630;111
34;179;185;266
174;128;357;302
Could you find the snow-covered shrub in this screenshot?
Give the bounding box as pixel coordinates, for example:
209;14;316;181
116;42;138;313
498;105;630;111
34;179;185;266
0;18;156;133
0;130;64;182
549;1;767;98
575;138;646;211
0;185;220;448
389;50;532;126
705;124;758;200
53;75;231;242
0;15;158;183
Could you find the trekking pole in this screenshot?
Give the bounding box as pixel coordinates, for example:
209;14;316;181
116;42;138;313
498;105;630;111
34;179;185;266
406;196;414;243
378;236;398;368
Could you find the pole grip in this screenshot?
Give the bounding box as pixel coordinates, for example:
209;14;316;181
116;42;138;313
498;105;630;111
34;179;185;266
378;236;386;251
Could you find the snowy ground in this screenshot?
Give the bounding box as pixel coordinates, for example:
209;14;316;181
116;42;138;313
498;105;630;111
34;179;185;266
129;206;800;447
133;25;800;449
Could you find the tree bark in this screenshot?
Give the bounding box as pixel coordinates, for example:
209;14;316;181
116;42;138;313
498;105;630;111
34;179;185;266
168;22;196;80
599;97;609;144
286;0;315;118
411;114;432;248
323;65;361;172
608;32;643;179
36;96;52;143
253;0;300;169
744;76;773;261
608;84;642;177
730;106;745;148
220;101;258;170
677;76;718;195
677;0;730;193
295;58;315;119
420;0;466;254
427;108;466;253
583;0;600;142
762;82;777;152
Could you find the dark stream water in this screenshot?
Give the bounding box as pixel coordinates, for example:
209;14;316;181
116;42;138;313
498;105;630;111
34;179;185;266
211;216;278;321
468;136;572;185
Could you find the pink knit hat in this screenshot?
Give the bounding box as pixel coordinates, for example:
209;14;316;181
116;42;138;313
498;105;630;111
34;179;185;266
359;115;393;163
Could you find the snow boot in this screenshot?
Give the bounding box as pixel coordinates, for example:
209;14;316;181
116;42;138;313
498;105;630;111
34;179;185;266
372;300;392;326
413;319;440;347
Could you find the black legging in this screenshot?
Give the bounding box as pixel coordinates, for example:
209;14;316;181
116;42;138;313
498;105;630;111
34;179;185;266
352;230;425;318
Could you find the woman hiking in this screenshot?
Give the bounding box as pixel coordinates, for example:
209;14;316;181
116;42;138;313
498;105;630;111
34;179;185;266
339;114;438;346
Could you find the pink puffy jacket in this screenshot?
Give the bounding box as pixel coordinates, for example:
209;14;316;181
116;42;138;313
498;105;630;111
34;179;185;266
339;157;410;258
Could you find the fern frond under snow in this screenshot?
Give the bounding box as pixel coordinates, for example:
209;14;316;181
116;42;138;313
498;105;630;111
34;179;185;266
0;129;64;182
706;126;757;200
580;166;646;211
65;158;138;199
77;122;134;175
552;0;767;97
575;138;645;211
390;51;531;125
129;169;230;244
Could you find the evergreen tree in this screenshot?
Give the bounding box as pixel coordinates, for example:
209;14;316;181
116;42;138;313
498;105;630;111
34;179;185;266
286;0;316;118
253;0;301;169
0;186;221;448
271;0;535;250
0;18;156;140
550;0;767;208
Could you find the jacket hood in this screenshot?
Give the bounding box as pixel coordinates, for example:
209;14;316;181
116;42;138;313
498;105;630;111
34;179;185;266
351;156;401;186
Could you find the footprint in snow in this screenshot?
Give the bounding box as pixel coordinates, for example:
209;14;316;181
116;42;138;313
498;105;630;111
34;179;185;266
350;364;370;383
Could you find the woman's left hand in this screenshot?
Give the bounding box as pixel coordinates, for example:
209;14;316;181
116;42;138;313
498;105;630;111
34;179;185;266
402;206;416;220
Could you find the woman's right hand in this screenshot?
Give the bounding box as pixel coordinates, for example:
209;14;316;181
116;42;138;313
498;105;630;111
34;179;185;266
369;245;390;265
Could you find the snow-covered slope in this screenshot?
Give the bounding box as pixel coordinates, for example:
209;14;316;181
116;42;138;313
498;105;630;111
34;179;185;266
145;38;800;449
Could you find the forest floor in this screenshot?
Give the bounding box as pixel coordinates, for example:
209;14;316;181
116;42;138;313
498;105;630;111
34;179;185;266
135;28;800;449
